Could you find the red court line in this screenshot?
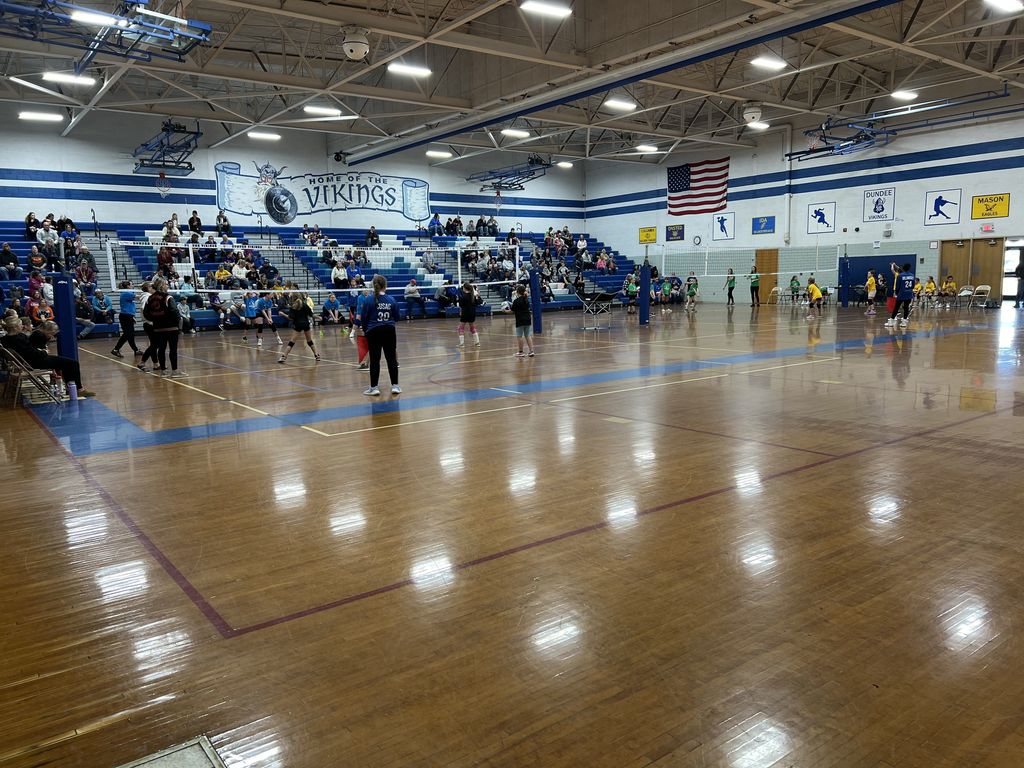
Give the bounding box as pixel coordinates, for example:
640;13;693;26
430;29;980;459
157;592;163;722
28;403;1010;639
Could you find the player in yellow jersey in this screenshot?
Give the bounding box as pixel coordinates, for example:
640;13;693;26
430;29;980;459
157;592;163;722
806;277;823;320
864;269;877;316
940;275;957;308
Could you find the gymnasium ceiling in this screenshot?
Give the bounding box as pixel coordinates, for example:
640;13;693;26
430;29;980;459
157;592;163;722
2;0;1024;166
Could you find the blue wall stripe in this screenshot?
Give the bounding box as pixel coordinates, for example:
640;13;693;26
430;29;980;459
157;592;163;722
0;185;216;205
431;192;586;208
430;204;584;220
0;168;215;189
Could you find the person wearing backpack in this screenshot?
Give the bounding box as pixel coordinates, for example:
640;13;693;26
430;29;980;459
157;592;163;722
145;277;186;377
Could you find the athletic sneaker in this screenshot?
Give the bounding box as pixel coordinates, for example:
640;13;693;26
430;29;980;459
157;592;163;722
528;351;535;357
364;386;380;396
358;362;368;370
190;329;197;335
257;338;263;347
314;354;321;362
278;356;286;364
391;385;402;394
276;337;283;345
170;370;188;378
515;352;526;358
900;318;909;326
806;315;815;320
134;349;144;356
884;319;896;327
218;324;225;332
111;349;123;358
136;363;147;371
241;336;247;342
77;389;96;398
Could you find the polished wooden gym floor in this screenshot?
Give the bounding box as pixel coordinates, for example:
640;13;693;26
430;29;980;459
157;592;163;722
3;303;1024;767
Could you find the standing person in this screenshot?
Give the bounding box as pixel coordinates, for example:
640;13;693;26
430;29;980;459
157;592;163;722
457;281;481;348
359;275;401;396
136;281;158;371
506;284;535;358
864;269;877;316
789;275;801;304
885;262;916;328
806;278;824;320
144;277;186;377
278;293;320;364
353;287;371;370
748;266;761;306
723;268;736;306
241;291;260;344
111;280;142;358
255;292;283;347
1015;258;1024;309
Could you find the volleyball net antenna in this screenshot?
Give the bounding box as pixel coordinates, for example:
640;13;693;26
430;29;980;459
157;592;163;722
652;244;841;289
103;239;525;305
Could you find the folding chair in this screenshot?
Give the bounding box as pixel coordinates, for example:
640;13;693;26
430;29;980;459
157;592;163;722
968;285;991;309
766;286;781;305
0;346;61;407
954;286;975;309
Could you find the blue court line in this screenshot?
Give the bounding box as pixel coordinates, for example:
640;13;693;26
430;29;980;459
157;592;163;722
33;324;984;456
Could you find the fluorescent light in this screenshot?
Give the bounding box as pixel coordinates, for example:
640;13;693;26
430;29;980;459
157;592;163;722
42;71;96;86
984;0;1024;11
71;9;128;27
388;62;432;77
425;150;453;159
19;111;64;122
304;105;342;116
603;98;637;112
636;144;658;153
501;128;531;139
751;55;788;71
520;0;572;17
556;161;574;169
248;131;281;140
747;121;770;130
891;89;918;101
135;5;188;24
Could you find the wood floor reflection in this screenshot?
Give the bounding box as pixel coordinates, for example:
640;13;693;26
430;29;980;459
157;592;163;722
3;305;1024;767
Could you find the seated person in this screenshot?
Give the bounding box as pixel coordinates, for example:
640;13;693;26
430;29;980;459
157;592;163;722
434;281;458;312
75;295;96;338
0;243;23;280
231;260;249;288
200;234;218;262
365;226;381;248
32;298;55;326
218;235;234;260
188;210;203;234
1;318;95;397
923;276;937;297
75;260;96;293
91;290;114;323
216;210;232;236
177;275;203;309
540;278;554;303
157;247;174;276
404;279;426;319
161;219;181;240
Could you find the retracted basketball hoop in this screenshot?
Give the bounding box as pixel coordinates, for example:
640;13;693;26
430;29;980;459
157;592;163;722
156;171;172;199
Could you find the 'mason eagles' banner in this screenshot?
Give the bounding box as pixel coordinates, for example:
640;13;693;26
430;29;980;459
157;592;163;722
214;161;431;224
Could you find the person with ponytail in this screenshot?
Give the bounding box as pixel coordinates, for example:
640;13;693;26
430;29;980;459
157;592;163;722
358;274;401;396
278;292;320;364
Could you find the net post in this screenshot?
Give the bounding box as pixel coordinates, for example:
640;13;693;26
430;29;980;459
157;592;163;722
53;274;78;362
529;267;543;335
187;243;197;283
639;263;651;326
457;247;462;285
105;239;117;292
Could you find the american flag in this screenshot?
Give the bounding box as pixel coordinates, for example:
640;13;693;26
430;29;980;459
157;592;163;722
666;158;730;216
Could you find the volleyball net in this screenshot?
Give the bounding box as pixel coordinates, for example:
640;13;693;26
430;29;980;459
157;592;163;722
654;244;840;287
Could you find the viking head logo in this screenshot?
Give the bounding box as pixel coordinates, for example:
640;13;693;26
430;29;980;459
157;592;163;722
254;161;286;186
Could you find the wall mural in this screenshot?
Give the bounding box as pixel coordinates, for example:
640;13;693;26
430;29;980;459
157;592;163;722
214;161;432;224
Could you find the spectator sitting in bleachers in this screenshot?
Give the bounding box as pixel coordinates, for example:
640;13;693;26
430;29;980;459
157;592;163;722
487;215;498;237
91;290;114;323
75;259;96;294
157;247;174;276
321;292;341;324
365;226;381;248
506;229;519;246
32;298;54;326
435;280;458;313
422;253;438;274
24;211;41;241
352;248;369;268
466;255;479;277
572;273;586;296
75;294;96;338
595;253;607;274
188;210;203;234
41;276;53;303
203;270;216;290
200;234;218;262
231;260;250;288
501;254;515;279
161;219;181;240
215;264;232;287
60;222;78;263
428;213;443;236
24;289;40;319
27;270;42;296
300;223;312;242
540;278;554;303
517;267;530;285
331;262;347;289
259;261;279;284
37;221;63;270
218;235;234;260
0;243;23;280
471;215;483;237
216;210;232;236
177;276;203;309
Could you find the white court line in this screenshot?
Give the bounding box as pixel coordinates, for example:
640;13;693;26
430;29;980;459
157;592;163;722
228;401;270;416
82;348;229;400
549;373;730;403
740;356;840;375
490;387;523;394
301;425;332;437
315;402;533;437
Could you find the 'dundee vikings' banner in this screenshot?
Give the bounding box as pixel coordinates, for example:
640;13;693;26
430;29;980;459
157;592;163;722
214;161;432;225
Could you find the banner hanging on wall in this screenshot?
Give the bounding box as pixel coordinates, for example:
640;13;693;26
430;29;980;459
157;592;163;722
862;187;895;222
215;161;432;224
971;193;1010;219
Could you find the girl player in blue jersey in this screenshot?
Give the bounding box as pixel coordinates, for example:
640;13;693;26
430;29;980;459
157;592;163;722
254;292;283;347
241;291;260;344
359;275;401;396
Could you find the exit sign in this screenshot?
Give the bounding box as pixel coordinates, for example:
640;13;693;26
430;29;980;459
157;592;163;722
980;223;996;233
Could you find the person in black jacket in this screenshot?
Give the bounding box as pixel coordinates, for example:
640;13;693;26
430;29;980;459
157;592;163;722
457;282;481;348
1;318;95;397
0;243;23;280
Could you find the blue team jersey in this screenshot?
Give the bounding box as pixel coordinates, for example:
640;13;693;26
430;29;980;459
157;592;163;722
244;295;261;317
120;291;136;315
360;294;399;331
896;272;916;300
257;297;274;313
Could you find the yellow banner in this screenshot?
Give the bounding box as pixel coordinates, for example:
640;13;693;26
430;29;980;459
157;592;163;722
971;193;1010;219
639;226;658;244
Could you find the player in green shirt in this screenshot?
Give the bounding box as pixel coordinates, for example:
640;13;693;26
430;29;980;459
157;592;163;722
748;266;760;306
723;268;736;306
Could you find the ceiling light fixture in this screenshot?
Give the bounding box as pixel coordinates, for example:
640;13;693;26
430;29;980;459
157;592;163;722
635;144;659;153
747;121;770;130
750;55;788;71
603;98;637;112
42;71;96;86
890;89;919;101
71;9;128;27
501;128;531;139
520;0;572;18
984;0;1024;12
135;5;188;24
426;150;453;159
303;105;343;116
388;62;432;77
248;130;281;140
556;161;574;169
19;111;64;122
